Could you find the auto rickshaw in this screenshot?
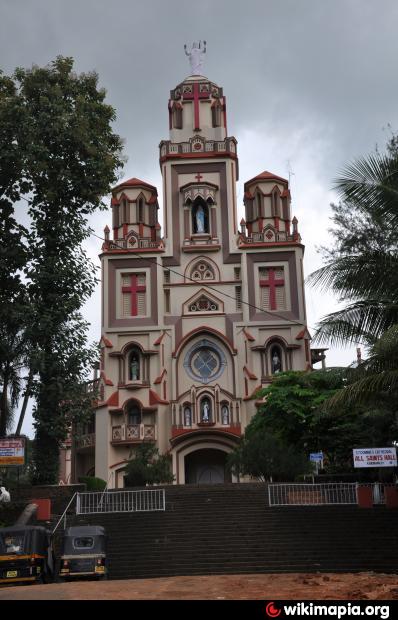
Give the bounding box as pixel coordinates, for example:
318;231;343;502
0;525;54;585
58;525;108;580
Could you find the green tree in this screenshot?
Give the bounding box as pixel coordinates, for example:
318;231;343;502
124;443;174;487
308;148;398;347
1;57;124;483
0;71;30;437
308;136;398;412
238;370;396;474
325;325;398;413
227;430;311;482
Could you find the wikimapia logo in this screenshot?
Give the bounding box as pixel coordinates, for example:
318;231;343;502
264;602;390;619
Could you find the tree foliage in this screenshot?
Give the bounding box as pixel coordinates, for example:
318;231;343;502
124;443;175;487
308;134;398;413
0;72;30;437
233;370;398;476
227;430;311;482
0;57;124;483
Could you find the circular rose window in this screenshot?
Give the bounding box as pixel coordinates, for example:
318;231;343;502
183;339;227;384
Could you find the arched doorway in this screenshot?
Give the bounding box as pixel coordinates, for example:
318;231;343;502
185;449;231;484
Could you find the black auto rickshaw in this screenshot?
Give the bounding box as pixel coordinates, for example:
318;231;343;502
58;525;108;580
0;525;54;585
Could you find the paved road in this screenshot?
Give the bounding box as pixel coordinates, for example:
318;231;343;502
1;573;398;600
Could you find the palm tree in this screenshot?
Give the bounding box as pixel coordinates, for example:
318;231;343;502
324;324;398;410
308;150;398;347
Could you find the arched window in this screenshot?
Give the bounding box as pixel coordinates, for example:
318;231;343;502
200;397;212;423
221;404;230;426
192;198;209;234
184;405;192;427
137;197;144;223
173;104;183;129
122;198;128;223
257;193;262;217
212;101;222;127
128;350;141;381
127;402;142;426
270;345;283;374
271;189;280;217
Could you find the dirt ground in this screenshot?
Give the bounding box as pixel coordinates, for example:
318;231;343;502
1;573;398;600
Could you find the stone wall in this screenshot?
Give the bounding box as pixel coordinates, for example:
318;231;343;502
10;484;85;515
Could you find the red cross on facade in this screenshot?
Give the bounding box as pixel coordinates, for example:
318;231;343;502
183;83;210;131
195;173;203;182
122;274;146;316
259;268;284;311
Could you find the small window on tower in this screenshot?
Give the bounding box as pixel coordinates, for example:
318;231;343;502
211;101;222;127
121;273;147;317
259;267;286;312
235;286;242;310
122;198;128;223
164;289;170;313
137;197;144;223
173;104;183;129
272;190;280;217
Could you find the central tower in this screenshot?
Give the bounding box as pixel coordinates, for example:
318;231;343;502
83;51;311;489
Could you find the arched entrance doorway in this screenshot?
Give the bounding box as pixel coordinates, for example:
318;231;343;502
185;449;231;484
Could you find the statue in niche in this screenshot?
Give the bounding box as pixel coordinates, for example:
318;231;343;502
130;354;140;381
221;405;229;426
195;204;205;233
271;349;282;374
184;41;207;75
201;399;210;423
184;407;192;426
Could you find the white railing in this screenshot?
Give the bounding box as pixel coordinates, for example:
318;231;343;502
268;483;358;506
76;489;166;515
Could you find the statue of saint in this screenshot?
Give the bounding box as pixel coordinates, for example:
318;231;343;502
202;400;210;422
195;204;205;233
184;41;207;75
221;405;229;426
272;350;281;374
130;355;140;381
184;407;192;426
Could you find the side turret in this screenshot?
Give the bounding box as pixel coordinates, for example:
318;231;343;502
239;170;300;246
105;177;163;252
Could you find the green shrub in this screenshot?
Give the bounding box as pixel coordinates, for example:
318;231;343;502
124;443;174;487
78;476;107;491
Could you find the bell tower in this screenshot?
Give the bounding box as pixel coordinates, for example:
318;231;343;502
86;45;311;489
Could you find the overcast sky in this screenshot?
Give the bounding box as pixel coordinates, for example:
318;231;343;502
2;0;397;436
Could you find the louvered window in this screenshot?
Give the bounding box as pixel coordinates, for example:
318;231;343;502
121;273;147;317
259;267;286;311
235;286;242;310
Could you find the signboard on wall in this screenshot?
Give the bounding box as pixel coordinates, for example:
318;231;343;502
0;438;25;466
353;447;397;468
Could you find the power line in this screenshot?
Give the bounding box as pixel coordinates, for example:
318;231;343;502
90;230;316;333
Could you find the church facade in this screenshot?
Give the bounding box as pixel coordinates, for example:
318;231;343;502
75;63;311;488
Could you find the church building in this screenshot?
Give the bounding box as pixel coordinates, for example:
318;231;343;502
73;46;311;488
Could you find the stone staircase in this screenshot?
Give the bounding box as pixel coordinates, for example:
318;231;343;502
63;483;398;580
